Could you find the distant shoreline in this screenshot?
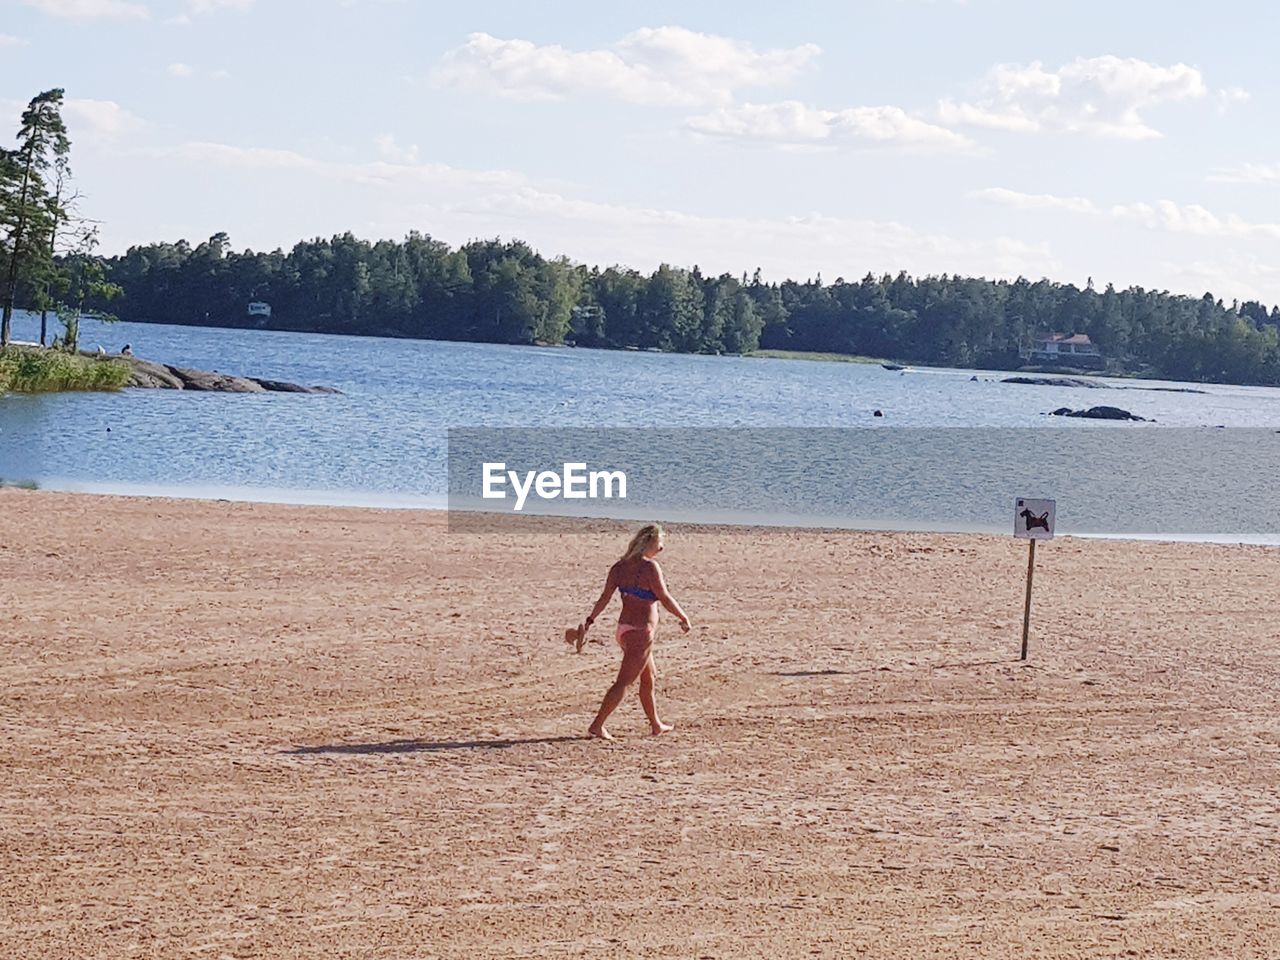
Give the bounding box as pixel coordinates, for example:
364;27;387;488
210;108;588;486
86;316;1196;385
746;348;886;365
14;308;1254;387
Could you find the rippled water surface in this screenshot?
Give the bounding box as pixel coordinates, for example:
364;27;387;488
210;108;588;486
3;313;1280;536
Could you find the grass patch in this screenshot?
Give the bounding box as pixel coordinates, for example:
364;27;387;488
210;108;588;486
0;345;131;393
746;349;888;365
0;477;39;490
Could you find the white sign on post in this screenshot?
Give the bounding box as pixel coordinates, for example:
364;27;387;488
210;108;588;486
1014;497;1056;540
1014;496;1055;661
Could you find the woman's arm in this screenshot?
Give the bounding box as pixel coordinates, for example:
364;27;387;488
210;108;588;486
650;561;691;632
583;565;617;631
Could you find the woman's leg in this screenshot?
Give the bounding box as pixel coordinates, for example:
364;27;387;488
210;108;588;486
638;655;673;735
588;632;650;739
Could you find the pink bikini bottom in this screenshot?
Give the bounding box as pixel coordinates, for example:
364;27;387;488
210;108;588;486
615;623;653;650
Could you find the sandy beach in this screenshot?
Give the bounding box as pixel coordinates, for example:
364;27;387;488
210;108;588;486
2;489;1278;958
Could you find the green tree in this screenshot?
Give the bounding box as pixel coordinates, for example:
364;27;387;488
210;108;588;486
749;270;790;348
724;284;762;354
641;265;702;351
470;245;542;343
536;257;581;344
54;227;122;353
1;88;70;346
31;153;76;346
592;266;645;346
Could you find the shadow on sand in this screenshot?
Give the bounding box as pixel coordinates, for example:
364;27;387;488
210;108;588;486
285;735;584;756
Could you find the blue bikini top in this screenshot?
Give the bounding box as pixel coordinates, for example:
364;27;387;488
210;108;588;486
619;585;658;602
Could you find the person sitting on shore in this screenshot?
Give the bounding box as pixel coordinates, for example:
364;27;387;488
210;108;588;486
580;523;691;740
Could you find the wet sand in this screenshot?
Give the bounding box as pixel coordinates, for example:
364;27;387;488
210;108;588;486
2;490;1278;958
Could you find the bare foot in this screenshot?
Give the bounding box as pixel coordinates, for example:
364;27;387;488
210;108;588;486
650;722;674;736
588;725;614;740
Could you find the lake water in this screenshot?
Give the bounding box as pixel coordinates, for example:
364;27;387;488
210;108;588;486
3;312;1280;539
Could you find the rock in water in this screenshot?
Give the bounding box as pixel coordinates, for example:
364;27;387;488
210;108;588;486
249;378;310;393
168;367;267;393
1077;405;1146;421
1049;405;1147;421
124;359;185;389
1003;376;1108;388
113;354;341;394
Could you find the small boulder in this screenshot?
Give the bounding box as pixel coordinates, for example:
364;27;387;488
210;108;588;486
1004;376;1107;388
1076;405;1146;421
251;378;314;393
248;379;344;395
1049;405;1147;421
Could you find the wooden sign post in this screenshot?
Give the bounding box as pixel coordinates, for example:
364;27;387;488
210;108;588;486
1013;497;1055;660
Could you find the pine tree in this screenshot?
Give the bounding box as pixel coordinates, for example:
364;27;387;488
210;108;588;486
1;89;70;346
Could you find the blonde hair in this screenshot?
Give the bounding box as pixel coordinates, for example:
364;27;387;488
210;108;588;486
619;523;663;564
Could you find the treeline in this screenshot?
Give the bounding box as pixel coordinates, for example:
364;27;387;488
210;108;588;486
90;230;1280;385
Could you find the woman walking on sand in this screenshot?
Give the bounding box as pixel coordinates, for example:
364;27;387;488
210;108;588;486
581;524;691;740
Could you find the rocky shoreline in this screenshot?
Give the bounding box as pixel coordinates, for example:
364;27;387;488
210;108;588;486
116;355;340;394
1002;375;1204;394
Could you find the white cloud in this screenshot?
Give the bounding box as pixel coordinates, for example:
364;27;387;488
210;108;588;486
64;98;146;138
1161;252;1280;304
186;0;254;11
972;186;1280;241
168;0;255;24
375;134;419;164
0;33;30;46
433;27;820;108
969;187;1096;214
935;100;1039;133
133;136;1055;283
940;56;1212;139
1111;200;1280;241
155;140;524;191
164;62;229;79
164;142;319;172
441;186;1056;282
1208;161;1280;185
21;0;148;19
1216;86;1250;113
687;100;972;151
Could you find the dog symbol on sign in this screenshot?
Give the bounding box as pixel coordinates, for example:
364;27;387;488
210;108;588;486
1014;498;1056;540
1020;508;1049;532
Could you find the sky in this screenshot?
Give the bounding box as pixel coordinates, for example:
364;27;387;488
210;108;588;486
3;0;1280;305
